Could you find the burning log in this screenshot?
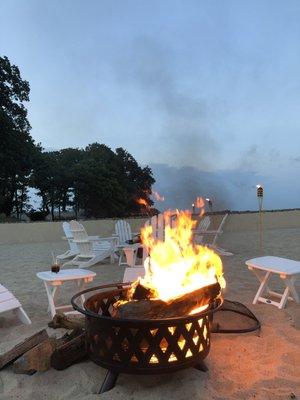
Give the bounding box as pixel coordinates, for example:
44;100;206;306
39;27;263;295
113;282;221;319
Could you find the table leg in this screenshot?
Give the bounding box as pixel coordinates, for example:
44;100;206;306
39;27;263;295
47;286;59;312
123;247;138;267
278;286;290;309
252;270;271;305
44;282;57;319
282;276;300;305
76;279;86;307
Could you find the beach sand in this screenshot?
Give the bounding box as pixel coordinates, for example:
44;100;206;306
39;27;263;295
0;215;299;399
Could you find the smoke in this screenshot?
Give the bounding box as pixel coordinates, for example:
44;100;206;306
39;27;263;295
150;164;231;211
118;37;219;169
114;37;230;210
238;145;281;172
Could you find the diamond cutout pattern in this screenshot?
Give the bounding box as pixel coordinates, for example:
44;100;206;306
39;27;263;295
85;284;215;373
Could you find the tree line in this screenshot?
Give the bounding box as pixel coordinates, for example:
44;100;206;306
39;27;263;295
0;56;155;220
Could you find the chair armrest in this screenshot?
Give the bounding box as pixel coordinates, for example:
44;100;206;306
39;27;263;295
89;235;117;242
73;239;90;243
121;243;144;250
194;230;222;235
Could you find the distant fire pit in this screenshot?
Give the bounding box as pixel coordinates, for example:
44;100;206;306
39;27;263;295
72;283;222;393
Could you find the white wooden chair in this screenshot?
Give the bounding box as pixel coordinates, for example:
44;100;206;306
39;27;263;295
57;222;80;262
123;267;145;283
122;212;232;277
63;221;117;268
0;284;31;325
122;213;177;275
193;214;233;256
115;220;142;267
144;212;177;241
246;256;300;309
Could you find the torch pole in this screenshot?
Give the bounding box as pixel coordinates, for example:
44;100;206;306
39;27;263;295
256;186;264;253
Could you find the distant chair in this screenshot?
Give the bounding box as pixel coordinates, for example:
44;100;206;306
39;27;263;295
115;220;142;267
57;222;80;262
123;266;145;283
122;213;178;268
63;221;117;268
0;284;31;325
144;212;177;241
121;212;231;282
193;214;233;256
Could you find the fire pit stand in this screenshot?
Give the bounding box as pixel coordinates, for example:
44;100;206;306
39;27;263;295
71;283;222;394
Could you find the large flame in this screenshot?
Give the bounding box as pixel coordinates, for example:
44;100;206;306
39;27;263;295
139;210;225;302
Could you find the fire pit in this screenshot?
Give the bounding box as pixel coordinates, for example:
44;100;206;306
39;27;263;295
71;283;222;393
72;210;225;393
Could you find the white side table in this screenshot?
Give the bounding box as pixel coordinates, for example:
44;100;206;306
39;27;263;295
246;256;300;309
37;269;96;318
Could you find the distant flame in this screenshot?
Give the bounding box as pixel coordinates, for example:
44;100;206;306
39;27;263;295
136;198;148;207
196;196;205;209
139;210;225;302
194;196;205;217
152;190;165;202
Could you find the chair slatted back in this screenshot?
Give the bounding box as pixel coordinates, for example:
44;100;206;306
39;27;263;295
70;220;93;256
145;213;177;241
198;216;211;231
115;220;132;245
195;216;211;244
62;222;78;253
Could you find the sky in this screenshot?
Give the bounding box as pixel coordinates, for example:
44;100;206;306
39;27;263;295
1;0;300;210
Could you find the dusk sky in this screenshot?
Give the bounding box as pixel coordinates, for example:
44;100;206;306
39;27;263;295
1;0;300;210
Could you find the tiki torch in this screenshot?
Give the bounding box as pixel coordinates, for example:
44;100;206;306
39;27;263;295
256;184;264;252
206;198;213;213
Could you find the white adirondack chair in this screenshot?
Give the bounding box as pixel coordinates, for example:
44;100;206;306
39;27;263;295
115;220;135;245
115;220;142;267
63;221;117;268
123;267;145;283
57;222;80;262
122;212;232;280
122;213;177;277
0;284;31;325
193;214;233;256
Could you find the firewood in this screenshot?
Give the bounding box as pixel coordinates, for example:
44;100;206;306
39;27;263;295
48;313;85;330
113;282;221;319
12;329;85;374
0;329;49;370
131;282;156;300
51;332;87;370
12;338;57;374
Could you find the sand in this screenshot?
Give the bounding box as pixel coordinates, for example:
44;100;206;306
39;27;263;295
0;215;299;399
